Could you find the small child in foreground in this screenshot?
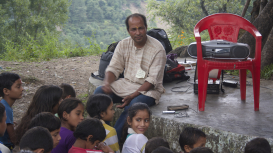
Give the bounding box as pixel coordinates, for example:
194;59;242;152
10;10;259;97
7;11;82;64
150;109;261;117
145;137;170;153
121;103;152;153
179;127;206;153
0;103;11;153
28;112;61;148
189;147;213;153
51;98;84;153
19;126;53;153
69;118;114;153
244;137;271;153
86;94;119;153
0;72;23;150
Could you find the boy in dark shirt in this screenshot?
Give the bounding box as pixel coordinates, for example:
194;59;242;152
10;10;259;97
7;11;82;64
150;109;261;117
0;72;23;150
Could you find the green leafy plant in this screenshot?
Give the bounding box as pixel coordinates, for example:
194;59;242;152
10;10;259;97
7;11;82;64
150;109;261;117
0;29;105;62
261;64;273;80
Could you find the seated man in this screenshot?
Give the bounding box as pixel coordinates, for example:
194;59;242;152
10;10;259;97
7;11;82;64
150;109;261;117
94;13;166;140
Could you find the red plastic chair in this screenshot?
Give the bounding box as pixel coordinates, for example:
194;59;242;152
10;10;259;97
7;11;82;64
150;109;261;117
194;13;262;111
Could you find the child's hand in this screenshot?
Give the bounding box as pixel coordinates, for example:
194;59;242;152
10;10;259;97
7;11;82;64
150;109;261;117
97;142;114;153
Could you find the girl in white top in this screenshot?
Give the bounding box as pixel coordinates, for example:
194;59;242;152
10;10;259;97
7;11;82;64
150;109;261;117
121;103;152;153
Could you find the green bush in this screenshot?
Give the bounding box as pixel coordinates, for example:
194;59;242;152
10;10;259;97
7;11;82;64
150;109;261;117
0;29;105;62
261;64;273;80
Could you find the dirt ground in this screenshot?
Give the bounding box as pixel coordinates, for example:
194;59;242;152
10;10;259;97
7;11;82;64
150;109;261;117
0;55;100;123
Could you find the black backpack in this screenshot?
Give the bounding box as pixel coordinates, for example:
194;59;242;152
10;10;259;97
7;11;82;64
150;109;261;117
91;42;119;80
147;28;173;54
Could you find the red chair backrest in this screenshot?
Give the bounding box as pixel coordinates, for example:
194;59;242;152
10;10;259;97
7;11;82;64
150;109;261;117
194;13;260;43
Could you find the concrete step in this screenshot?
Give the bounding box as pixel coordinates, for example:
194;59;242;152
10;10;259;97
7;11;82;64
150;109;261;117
88;61;273;152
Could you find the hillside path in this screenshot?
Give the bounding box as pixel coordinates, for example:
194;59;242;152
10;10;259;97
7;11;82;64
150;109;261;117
0;56;100;123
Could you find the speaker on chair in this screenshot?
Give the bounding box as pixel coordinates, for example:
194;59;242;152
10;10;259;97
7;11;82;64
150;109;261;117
187;40;250;60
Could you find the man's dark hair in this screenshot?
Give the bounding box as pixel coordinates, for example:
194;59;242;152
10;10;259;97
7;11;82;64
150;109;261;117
179;127;206;152
28;112;61;132
125;13;147;31
190;147;213;153
73;118;106;144
58;97;84;121
19;126;53;152
0;103;5;123
60;83;76;99
0;72;20;97
244;138;271;153
86;94;112;119
145;137;170;153
151;146;173;153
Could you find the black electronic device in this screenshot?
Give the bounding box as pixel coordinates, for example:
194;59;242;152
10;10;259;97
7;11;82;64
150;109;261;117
187;40;250;60
223;80;238;88
194;80;220;94
193;65;221;94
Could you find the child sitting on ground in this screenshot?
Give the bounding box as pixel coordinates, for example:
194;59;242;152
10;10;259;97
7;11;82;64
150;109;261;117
179;127;206;153
19;126;53;153
151;146;173;153
244;137;271;153
121;103;152;153
28;112;61;148
86;94;119;153
145;137;170;153
15;85;62;145
55;83;76;118
189;147;213;153
51;98;84;153
60;83;76;99
69;118;114;153
0;103;10;153
0;72;23;150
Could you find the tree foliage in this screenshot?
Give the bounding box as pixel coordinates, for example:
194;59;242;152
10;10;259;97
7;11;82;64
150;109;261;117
147;0;250;47
63;0;144;49
0;0;70;53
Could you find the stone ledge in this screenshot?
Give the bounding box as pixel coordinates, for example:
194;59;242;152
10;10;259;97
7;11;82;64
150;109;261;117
109;106;273;153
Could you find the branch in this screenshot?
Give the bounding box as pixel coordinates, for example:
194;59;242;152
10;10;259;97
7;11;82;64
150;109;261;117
241;0;251;17
223;0;229;13
200;0;209;16
259;0;268;14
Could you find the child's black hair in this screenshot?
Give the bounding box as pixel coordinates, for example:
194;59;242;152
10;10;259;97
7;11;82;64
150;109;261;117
190;147;213;153
0;103;5;123
19;126;53;153
179;127;206;152
60;83;76;99
28;112;61;132
18;149;34;153
145;137;170;153
58;97;84;121
151;146;173;153
244;138;271;153
73;118;106;144
0;72;20;97
120;103;152;147
15;85;62;144
86;94;112;119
